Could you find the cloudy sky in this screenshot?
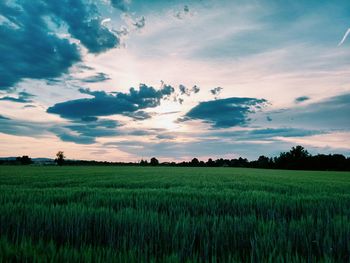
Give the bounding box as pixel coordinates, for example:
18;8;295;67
0;0;350;161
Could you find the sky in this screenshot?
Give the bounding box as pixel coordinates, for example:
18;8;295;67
0;0;350;162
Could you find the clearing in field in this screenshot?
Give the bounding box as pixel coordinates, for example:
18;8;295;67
0;166;349;262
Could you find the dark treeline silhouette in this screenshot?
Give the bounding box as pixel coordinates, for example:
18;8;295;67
0;156;33;165
1;146;350;171
138;146;350;171
17;156;32;165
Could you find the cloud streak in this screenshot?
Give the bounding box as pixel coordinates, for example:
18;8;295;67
338;28;350;46
294;96;310;104
80;73;111;83
0;91;35;103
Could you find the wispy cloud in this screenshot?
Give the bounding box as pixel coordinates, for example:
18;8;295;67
80;73;111;83
0;91;35;103
338;28;350;46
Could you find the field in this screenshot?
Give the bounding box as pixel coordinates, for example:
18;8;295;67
0;166;349;262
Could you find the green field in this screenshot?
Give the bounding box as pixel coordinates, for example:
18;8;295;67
0;166;349;262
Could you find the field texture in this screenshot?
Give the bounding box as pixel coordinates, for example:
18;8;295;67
0;166;349;262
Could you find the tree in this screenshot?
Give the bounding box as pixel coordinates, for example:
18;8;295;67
55;151;65;166
290;146;309;159
16;155;32;165
206;158;215;167
257;155;270;168
191;158;199;166
275;146;310;169
150;157;159;166
140;159;148;166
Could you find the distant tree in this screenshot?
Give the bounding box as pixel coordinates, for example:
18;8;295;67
215;158;225;167
16;155;32;165
150;157;159;166
275;145;310;169
140;159;148;166
231;157;248;167
257;155;270;168
206;158;215;167
191;158;200;166
290;146;310;159
55;151;65;166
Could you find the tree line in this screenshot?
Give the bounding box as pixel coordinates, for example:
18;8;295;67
139;146;350;171
1;146;350;171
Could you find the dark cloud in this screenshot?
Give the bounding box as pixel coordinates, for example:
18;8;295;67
57;132;96;144
63;119;121;139
47;83;175;119
78;87;108;98
23;105;36;108
0;107;166;146
0;8;80;90
0;115;10;120
182;97;267;128
0;117;51;137
46;1;119;54
80;73;110;83
0;113;122;144
0;91;35;103
192;85;200;94
81;116;98;122
53;119;170;145
178;84;200;96
133;16;145;30
179;84;188;95
295;96;310;103
156;134;175;140
119;14;146;35
210;87;223;96
0;0;121;90
0;97;28;103
115;26;129;37
124;111;153;120
110;0;130;12
174;5;191;20
45;78;65;86
77;64;95;71
176;84;200;104
127;130;150;136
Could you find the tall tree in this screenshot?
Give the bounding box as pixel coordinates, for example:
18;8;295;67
55;151;65;166
150;157;159;166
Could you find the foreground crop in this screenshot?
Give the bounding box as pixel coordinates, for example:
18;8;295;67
0;166;349;262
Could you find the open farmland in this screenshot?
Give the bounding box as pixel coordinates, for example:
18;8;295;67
0;166;349;262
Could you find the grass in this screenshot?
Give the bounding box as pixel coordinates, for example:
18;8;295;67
0;165;349;262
